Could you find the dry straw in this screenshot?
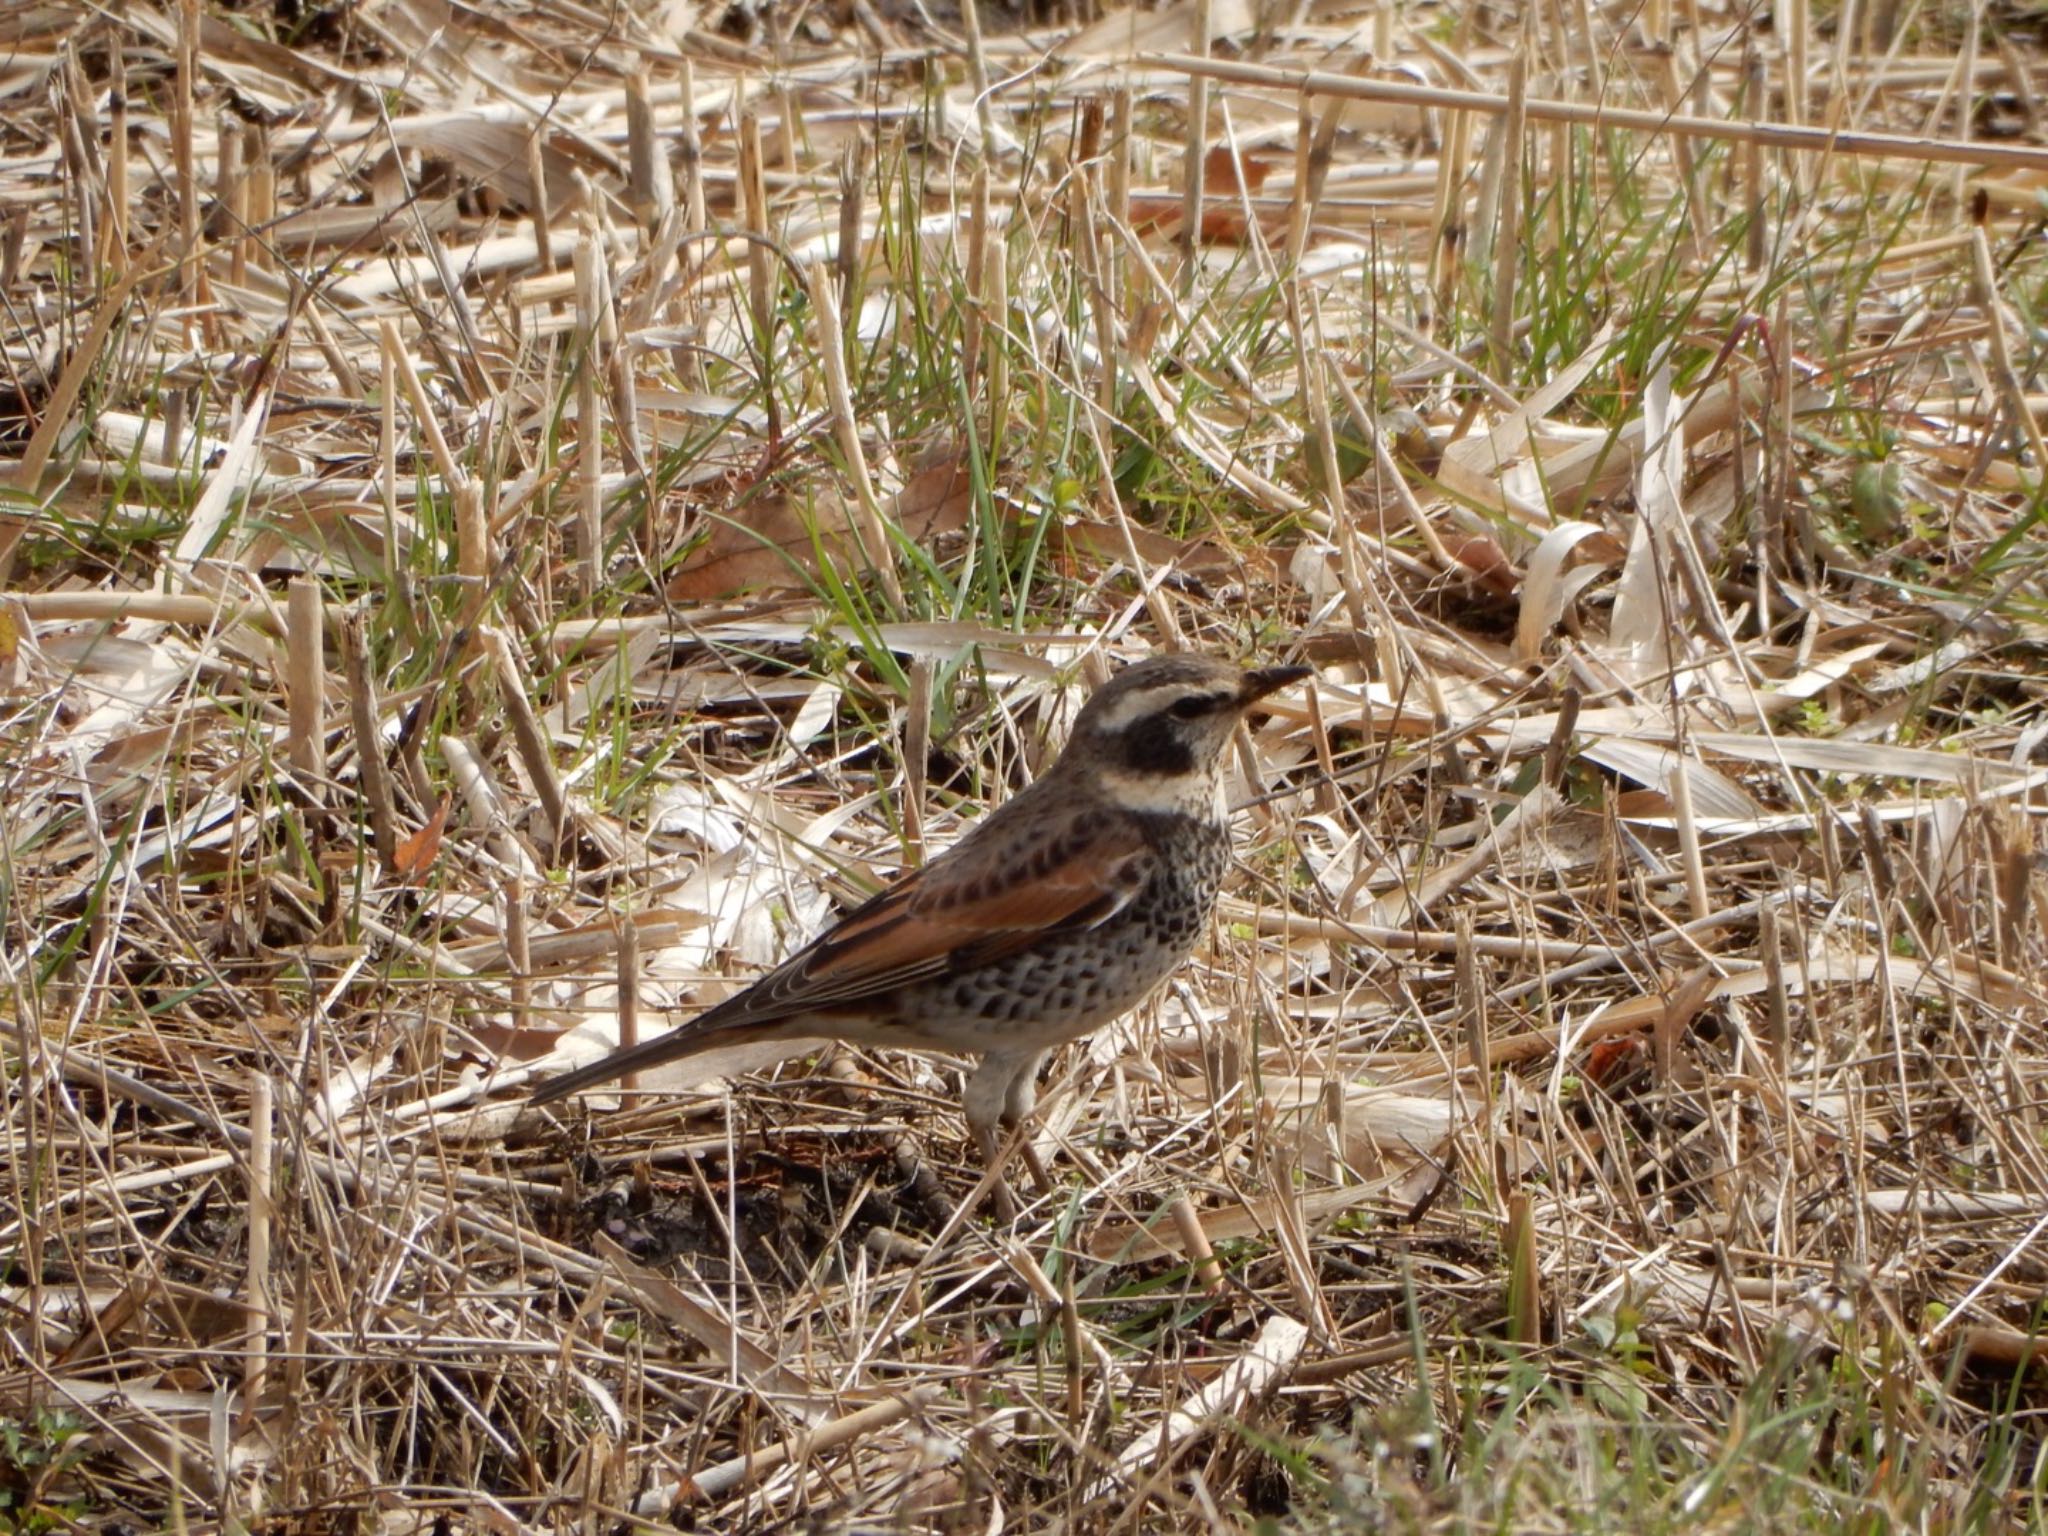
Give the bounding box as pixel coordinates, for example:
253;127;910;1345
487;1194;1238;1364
3;0;2047;1528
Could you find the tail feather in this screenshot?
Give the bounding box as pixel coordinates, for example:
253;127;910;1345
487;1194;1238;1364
527;1018;790;1105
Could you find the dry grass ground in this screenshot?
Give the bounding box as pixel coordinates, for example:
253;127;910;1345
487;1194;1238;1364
4;0;2048;1529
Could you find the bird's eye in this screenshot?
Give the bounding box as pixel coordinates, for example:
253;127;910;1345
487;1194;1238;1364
1169;694;1217;720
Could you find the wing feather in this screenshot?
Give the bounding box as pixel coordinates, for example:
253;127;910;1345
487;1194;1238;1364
745;807;1153;1010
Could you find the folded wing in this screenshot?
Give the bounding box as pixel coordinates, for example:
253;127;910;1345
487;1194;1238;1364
529;808;1154;1103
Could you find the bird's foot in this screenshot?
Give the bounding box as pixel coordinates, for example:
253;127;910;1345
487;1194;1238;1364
986;1171;1021;1222
1017;1138;1056;1197
969;1117;1053;1221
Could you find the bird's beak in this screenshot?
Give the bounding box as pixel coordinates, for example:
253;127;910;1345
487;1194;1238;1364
1237;664;1312;707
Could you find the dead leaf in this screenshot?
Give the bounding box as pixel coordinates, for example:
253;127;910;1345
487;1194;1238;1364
1053;515;1277;584
1057;0;1256;61
391;797;450;883
1128;196;1289;245
668;470;972;602
389;120;593;213
1124;150;1277;241
669;488;854;601
1445;533;1518;596
1515;519;1614;661
1583;1035;1646;1085
1652;966;1719;1084
887;451;975;532
1204;144;1274;198
1609;788;1673;817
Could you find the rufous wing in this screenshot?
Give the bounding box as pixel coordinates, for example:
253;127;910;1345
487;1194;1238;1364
812;814;1153;983
739;807;1156;1014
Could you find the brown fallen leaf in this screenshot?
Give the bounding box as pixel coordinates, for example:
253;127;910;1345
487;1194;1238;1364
1052;515;1279;584
1205;144;1275;198
1609;788;1673;818
1123;147;1282;243
390;796;450;883
1128;197;1290;244
888;450;976;534
390;119;593;213
1444;532;1519;595
668;487;855;602
668;456;974;602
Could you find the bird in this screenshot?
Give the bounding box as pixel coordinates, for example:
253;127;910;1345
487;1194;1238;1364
530;653;1310;1186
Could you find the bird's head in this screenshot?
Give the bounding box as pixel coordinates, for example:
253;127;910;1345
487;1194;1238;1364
1062;654;1311;815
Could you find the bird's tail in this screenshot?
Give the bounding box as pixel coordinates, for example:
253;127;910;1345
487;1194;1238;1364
526;1017;790;1106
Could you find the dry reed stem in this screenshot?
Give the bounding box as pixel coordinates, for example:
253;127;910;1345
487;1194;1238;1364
1179;0;1212;290
575;229;606;601
4;2;2048;1529
283;578;324;781
809;261;906;614
1486;49;1527;376
1155;51;2048;171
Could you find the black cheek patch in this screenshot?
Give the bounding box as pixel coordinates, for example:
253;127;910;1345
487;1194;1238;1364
1121;719;1197;776
1171;691;1231;719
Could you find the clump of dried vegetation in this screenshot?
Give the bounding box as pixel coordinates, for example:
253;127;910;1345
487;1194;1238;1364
3;0;2048;1529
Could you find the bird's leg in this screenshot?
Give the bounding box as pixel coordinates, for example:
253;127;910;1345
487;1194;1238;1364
963;1049;1050;1216
999;1050;1057;1196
